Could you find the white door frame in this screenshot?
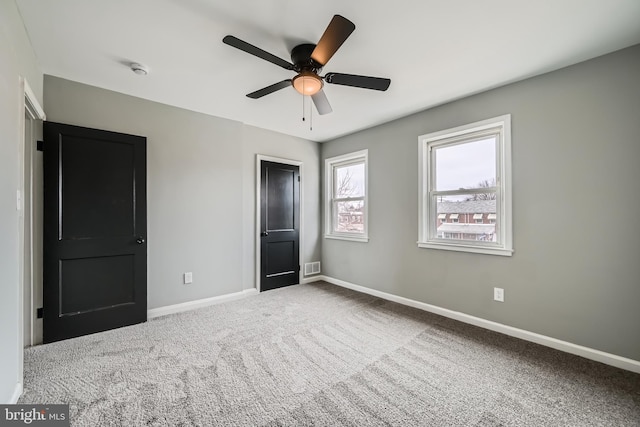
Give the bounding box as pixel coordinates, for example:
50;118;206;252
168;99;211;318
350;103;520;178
255;155;304;292
18;77;45;394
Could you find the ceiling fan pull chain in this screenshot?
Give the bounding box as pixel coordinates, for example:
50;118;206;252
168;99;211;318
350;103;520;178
310;100;313;131
302;80;306;122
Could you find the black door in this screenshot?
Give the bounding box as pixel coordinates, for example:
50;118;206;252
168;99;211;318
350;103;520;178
43;122;147;343
260;161;300;291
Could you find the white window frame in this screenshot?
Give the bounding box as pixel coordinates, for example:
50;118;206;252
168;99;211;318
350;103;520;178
325;150;369;242
418;115;513;256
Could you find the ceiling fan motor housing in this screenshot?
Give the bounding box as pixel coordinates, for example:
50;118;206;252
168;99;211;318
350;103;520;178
291;44;322;73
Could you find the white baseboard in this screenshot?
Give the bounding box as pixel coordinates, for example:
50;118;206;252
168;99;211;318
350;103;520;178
308;275;640;374
147;288;259;319
9;382;22;404
301;276;322;284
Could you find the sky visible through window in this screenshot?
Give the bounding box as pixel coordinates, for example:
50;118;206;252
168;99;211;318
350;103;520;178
435;137;496;197
336;163;364;197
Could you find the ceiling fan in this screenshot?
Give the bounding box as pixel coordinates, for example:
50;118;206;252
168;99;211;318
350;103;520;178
223;15;391;115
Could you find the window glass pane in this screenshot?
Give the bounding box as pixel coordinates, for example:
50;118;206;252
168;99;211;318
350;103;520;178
436;194;497;242
335;163;365;198
435;136;496;191
334;200;365;233
326;150;368;241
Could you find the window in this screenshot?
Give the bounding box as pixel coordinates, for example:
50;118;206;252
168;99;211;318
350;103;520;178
418;115;512;256
325;150;368;242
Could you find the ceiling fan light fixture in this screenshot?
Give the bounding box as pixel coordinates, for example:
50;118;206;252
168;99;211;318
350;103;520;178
292;72;323;95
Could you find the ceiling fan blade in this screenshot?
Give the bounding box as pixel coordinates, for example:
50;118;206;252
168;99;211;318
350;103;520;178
223;35;294;70
325;73;391;91
311;90;332;115
246;80;292;99
311;15;355;66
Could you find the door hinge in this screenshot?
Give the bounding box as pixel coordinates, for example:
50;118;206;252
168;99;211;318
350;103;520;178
36;140;44;151
37;307;43;319
298;176;300;182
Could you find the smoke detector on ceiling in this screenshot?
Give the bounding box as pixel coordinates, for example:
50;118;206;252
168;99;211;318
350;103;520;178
130;63;149;75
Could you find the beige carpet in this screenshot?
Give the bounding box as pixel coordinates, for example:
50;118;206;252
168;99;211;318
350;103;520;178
20;282;640;426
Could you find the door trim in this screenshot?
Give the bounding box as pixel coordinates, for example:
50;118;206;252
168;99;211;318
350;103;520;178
255;155;303;292
18;77;45;399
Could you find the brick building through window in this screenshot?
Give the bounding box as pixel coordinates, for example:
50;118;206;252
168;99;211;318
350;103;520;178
437;200;496;241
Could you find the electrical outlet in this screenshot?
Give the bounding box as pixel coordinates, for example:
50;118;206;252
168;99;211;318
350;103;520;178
184;272;193;284
493;287;504;302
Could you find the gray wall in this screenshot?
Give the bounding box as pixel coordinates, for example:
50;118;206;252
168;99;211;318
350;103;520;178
44;76;321;309
321;45;640;361
0;0;43;403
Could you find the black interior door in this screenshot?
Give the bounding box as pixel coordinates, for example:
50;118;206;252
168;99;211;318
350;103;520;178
43;121;147;343
260;161;300;291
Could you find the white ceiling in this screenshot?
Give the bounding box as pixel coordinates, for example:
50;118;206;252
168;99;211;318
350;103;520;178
16;0;640;142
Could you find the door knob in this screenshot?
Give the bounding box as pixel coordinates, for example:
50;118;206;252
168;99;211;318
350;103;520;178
260;231;269;237
136;237;145;244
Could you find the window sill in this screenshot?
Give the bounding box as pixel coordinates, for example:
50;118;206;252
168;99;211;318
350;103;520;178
417;241;513;257
325;234;369;243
